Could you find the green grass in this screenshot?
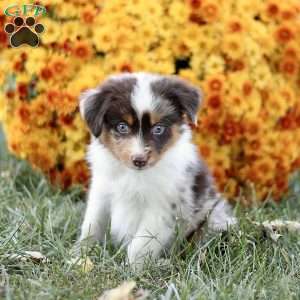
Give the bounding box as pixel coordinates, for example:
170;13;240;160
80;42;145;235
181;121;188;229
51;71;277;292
1;128;300;300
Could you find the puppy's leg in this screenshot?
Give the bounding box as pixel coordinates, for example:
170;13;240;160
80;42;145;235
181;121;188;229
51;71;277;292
207;197;237;232
78;180;110;245
127;215;174;269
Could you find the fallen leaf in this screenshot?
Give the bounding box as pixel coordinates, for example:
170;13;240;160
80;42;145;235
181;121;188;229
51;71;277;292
3;251;49;263
253;219;300;242
0;171;10;178
98;281;148;300
262;220;300;232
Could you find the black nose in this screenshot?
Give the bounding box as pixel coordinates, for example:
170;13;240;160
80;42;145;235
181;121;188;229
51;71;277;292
132;155;147;168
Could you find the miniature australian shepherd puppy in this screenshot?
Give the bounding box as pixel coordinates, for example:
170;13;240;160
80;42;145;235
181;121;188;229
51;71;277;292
78;72;236;268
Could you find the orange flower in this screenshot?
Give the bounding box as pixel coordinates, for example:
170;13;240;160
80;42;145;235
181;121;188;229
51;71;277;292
204;74;226;94
275;25;295;43
70;161;90;185
279;111;297;130
265;1;280;19
221;117;242;144
244;139;262;157
283;44;299;59
200;0;219;23
280;9;296;21
225;17;244;34
40;67;53;81
72;41;93;60
187;0;202;10
199;115;220;135
242;81;253;96
242;120;263;139
212;166;227;190
50;57;70;78
279;58;298;77
17;103;31;122
206;94;223;111
120;63;133;73
13;60;25;72
199;144;211;159
17;82;28;99
242;157;276;185
81;6;99;24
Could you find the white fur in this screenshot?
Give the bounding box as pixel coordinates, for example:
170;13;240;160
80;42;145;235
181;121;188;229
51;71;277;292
80;129;197;264
130;72;160;117
78;73;236;268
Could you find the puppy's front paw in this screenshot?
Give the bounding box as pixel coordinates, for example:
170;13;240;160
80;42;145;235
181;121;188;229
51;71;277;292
208;200;237;232
127;251;145;272
209;215;237;232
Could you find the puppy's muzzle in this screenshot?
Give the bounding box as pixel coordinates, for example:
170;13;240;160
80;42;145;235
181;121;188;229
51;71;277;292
131;154;148;169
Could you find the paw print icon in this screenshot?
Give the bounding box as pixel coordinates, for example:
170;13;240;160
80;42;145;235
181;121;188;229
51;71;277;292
4;16;44;47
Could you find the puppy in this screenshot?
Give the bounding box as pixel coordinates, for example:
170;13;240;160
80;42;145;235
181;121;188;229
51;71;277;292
78;72;236;268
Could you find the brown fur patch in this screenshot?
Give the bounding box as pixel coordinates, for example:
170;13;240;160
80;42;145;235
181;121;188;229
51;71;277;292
101;127;134;167
123;114;134;126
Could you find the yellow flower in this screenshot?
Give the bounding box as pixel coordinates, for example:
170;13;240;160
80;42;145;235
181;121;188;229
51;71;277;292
222;34;245;59
203;54;225;75
54;2;79;18
169;1;189;24
224;92;248;117
92;26;116;52
178;69;201;86
67;62;105;95
250;64;273;89
25;48;48;74
47;54;74;81
30;96;52;126
41;18;62;44
60;20;88;42
244;36;263;67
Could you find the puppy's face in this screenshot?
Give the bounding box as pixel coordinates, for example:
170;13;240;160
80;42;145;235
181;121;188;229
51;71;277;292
80;73;201;170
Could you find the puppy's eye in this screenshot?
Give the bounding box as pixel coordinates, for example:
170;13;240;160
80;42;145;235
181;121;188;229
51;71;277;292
116;122;129;134
151;124;166;136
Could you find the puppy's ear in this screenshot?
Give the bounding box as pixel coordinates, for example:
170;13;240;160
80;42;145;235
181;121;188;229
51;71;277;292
152;77;202;124
79;87;110;137
80;76;137;137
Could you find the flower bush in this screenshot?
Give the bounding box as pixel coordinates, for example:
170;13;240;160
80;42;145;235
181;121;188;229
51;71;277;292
1;0;300;202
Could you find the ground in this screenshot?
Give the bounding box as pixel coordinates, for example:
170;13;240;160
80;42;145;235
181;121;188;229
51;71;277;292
1;129;300;300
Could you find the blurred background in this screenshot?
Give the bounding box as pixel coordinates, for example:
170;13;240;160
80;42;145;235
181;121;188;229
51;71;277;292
1;0;300;203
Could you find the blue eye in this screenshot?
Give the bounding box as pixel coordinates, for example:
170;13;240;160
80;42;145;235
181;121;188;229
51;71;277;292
151;125;166;135
116;122;129;134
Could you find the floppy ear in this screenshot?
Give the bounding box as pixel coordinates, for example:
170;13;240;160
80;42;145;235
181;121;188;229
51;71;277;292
152;77;202;124
79;87;110;137
80;76;137;137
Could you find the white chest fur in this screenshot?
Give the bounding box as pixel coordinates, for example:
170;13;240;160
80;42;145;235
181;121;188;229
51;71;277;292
110;168;181;244
86;130;198;245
